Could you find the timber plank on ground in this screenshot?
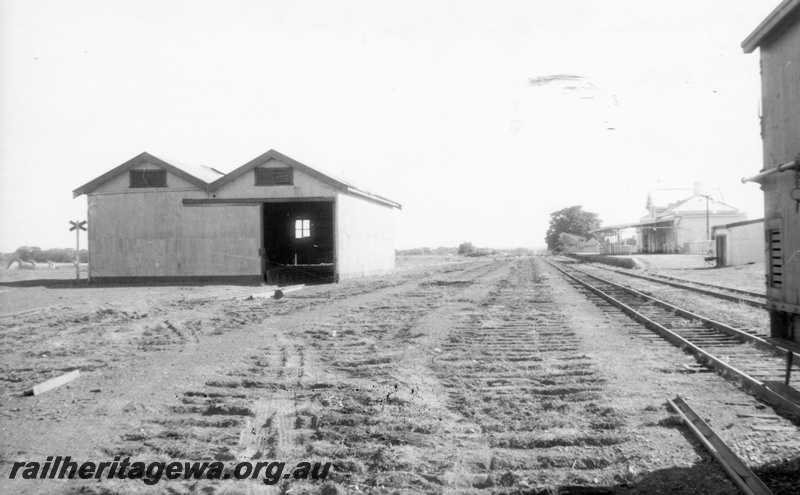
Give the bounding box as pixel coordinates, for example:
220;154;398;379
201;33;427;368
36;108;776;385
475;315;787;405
31;370;80;396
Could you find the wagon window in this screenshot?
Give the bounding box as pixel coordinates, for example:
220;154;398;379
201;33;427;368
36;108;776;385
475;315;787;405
255;167;293;186
768;229;783;288
130;170;167;188
295;219;311;239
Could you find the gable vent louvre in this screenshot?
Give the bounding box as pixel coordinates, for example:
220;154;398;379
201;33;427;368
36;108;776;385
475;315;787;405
255;167;293;186
130;170;167;188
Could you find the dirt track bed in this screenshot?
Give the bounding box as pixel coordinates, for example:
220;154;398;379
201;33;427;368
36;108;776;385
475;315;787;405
629;255;766;294
1;257;798;494
571;263;770;337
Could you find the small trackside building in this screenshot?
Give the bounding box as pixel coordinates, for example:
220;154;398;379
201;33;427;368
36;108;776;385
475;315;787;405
711;219;764;267
743;0;800;342
72;150;401;284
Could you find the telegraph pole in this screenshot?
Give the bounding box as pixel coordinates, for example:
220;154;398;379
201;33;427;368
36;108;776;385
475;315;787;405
699;194;712;241
69;220;87;283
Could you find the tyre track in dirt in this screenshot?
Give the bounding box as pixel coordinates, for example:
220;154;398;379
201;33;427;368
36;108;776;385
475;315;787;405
0;258;501;494
290;259;509;493
0;297;300;399
0;269;425;494
97;256;627;494
151;257;508;494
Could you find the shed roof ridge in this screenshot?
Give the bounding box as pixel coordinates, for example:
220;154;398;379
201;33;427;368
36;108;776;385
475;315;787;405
72;151;216;198
207;149;401;209
73;149;402;209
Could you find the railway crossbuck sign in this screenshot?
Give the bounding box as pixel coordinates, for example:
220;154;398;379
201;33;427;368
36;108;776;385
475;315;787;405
70;220;87;283
69;221;87;232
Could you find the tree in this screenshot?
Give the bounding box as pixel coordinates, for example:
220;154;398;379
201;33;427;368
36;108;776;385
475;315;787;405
545;206;601;252
558;232;586;253
14;246;41;261
458;242;476;255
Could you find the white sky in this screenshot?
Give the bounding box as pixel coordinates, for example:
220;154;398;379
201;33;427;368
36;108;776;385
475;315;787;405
0;0;778;252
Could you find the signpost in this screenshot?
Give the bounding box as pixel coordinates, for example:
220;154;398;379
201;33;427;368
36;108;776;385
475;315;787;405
69;220;87;283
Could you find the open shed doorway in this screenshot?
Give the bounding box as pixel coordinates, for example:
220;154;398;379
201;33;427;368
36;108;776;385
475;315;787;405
262;201;335;285
715;235;726;267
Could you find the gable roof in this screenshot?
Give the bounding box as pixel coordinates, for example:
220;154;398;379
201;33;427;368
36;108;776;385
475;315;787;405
742;0;800;53
73;152;224;198
646;188;724;211
156;157;225;183
646;188;693;210
667;195;738;214
208;149;401;209
73;150;401;209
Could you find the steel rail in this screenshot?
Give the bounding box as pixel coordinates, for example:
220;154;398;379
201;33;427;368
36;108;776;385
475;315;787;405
556;259;800;386
577;262;767;308
546;260;800;419
668;396;774;495
553;261;775;350
645;272;765;299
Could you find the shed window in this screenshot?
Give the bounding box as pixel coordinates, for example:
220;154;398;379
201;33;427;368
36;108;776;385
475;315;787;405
130;170;167;188
255;167;293;186
295;219;310;239
768;229;783;288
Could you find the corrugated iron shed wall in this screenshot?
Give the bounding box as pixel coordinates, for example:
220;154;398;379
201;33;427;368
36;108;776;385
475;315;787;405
335;192;395;280
87;164;260;279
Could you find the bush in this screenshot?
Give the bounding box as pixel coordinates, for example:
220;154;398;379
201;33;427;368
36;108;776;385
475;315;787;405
558;233;586;253
397;247;458;256
397;247;432;255
433;246;458;255
458;242;476;255
12;246;88;263
466;248;497;257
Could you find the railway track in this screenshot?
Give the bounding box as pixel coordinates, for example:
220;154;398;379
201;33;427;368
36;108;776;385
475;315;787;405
545;258;800;420
559;257;767;309
6;256;799;493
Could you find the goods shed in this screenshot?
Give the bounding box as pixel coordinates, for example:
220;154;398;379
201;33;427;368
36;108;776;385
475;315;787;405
73;150;401;284
742;0;800;342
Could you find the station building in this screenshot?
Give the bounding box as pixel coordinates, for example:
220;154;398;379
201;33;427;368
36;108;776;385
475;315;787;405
592;183;746;255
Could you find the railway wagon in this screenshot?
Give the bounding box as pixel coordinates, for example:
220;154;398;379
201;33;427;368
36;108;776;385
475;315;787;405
743;0;800;343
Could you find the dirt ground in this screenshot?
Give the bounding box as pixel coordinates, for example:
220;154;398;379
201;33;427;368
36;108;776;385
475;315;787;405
0;255;797;494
